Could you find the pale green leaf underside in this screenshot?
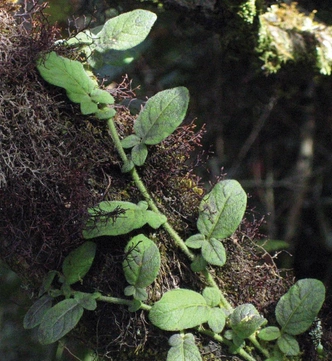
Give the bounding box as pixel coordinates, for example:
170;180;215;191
95;9;157;51
149;289;210;331
197;180;247;239
37;52;114;115
38;299;84;344
276;278;325;335
134;87;190;145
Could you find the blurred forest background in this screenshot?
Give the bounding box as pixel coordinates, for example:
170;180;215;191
2;0;332;359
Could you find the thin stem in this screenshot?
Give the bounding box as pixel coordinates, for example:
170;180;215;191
248;334;270;359
197;327;257;361
106;117;233;307
97;294;152;311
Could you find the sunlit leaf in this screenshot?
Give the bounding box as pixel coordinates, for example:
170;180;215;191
134;87;190;145
94;9;157;51
149;289;210;331
83;201;166;238
197;180;247;239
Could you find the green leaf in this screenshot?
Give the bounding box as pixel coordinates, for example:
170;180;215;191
208;308;226;334
201;238;226;266
197;180;247;239
94;9;157;51
38;299;84;344
73;292;97;311
38;270;59;297
123;234;161;289
121;159;135;173
90;88;114;104
80;97;98;115
83;201;166;238
121;134;141;148
128;299;142;312
276;278;325;335
230;303;267;339
185;234;205;249
23;295;53;329
202;287;221;307
37;52;98;114
134;87;190;145
258;326;281;341
190;254;208;272
149;289;210;331
124;285;148;301
167;333;202;361
95;106;116;120
131;143;148;166
62;241;96;285
277;333;300;356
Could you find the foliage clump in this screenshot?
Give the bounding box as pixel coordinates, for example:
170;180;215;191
1;2;327;361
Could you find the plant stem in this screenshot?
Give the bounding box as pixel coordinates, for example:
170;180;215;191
107;117;195;261
197;327;257;361
248;334;270;359
97;294;152;311
106;117;233;305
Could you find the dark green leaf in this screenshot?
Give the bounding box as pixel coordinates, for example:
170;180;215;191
167;333;202;361
201;238;226;266
74;292;97;311
277;333;300;356
258;326;281;341
276;278;325;335
230;303;267;339
95;9;157;51
124;285;148;301
197;180;247;239
123;234;161;289
149;289;210;331
23;295;53;329
185;234;205;249
38;299;84;344
83;201;166;238
131;143;148;166
38;270;59;297
134;87;189;145
62;241;96;285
